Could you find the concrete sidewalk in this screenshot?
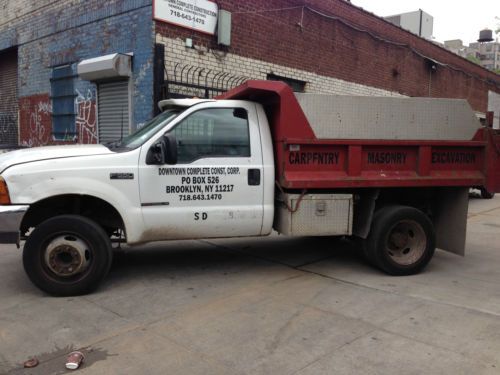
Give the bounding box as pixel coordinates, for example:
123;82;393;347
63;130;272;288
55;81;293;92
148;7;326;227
1;195;500;374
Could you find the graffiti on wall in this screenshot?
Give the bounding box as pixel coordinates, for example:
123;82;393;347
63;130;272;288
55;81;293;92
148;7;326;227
0;113;17;144
19;94;52;147
75;88;97;144
19;89;98;147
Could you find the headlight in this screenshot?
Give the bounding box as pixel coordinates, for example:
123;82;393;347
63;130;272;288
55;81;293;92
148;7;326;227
0;177;11;204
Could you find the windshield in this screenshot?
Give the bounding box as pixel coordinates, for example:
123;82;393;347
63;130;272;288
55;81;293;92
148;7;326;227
107;109;181;149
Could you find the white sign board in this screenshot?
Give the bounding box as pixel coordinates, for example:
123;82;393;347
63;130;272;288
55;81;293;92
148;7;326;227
154;0;218;35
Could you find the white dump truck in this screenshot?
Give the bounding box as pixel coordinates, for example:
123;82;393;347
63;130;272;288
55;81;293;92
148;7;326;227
1;81;499;296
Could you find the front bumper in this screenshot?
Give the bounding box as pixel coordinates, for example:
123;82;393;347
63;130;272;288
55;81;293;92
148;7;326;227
0;205;29;244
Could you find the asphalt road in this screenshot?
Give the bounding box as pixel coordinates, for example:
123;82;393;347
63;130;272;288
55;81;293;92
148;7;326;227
1;194;500;374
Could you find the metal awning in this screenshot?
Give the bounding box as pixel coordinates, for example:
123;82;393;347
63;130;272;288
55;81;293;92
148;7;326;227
77;53;132;81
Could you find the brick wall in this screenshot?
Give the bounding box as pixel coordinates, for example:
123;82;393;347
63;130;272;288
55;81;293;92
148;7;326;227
0;0;58;26
155;0;500;113
0;0;155;146
157;36;405;98
18;94;52;147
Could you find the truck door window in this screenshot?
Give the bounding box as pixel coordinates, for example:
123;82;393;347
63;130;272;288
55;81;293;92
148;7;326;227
172;108;250;163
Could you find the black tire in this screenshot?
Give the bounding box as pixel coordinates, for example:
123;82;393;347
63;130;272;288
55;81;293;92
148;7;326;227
480;188;495;199
23;215;113;296
366;206;435;276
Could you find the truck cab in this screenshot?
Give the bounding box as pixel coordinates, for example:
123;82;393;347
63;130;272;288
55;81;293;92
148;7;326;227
137;98;275;242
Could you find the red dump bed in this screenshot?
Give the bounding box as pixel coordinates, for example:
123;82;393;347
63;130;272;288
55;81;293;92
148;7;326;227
221;81;500;193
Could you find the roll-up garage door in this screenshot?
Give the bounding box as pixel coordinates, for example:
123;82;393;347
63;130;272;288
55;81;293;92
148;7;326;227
97;80;130;143
0;49;18;146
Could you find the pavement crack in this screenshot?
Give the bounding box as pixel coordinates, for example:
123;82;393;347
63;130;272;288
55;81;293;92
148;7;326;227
81;296;128;320
294;254;337;268
266;307;305;354
200;239;334;270
377;325;496;365
201;238;500;319
468;204;500;217
290;328;379;375
301;267;500;319
149;327;240;374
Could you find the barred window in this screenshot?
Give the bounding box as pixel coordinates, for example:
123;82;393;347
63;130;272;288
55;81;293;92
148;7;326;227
51;65;76;140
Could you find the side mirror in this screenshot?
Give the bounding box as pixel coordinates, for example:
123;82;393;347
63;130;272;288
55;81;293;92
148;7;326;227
146;140;166;165
145;133;177;165
163;133;177;165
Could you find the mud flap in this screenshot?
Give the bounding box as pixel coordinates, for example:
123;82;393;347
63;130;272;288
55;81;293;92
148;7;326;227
352;189;379;239
433;187;469;256
485;129;500;194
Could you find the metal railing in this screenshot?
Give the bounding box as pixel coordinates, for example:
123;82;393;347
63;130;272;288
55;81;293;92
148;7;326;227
161;63;250;99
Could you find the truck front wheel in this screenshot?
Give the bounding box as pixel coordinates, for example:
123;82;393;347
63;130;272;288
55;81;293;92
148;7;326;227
366;206;435;275
23;215;113;296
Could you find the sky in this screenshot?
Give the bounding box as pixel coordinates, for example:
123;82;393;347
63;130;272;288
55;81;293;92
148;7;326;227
350;0;499;45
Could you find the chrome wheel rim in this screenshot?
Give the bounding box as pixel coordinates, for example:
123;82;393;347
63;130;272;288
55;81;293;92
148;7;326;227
385;220;426;266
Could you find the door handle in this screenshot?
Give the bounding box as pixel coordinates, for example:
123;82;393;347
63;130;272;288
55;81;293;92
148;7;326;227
248;169;261;186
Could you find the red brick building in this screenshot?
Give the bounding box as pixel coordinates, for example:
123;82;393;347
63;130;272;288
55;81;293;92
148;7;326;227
156;0;500;124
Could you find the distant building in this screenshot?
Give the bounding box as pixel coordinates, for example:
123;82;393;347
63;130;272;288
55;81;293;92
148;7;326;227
469;42;500;71
444;39;500;72
443;39;464;53
385;9;434;40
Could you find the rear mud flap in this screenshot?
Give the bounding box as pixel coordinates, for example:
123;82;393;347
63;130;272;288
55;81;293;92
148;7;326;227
433;187;469;256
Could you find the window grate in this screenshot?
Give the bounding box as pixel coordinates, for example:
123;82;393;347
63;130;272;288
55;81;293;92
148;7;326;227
51;65;76;140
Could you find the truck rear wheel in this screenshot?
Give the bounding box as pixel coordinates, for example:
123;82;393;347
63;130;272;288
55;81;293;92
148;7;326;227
366;206;435;275
23;215;113;296
480;187;495;199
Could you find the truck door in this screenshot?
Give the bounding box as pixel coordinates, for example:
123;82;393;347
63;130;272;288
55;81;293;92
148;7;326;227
138;103;264;241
